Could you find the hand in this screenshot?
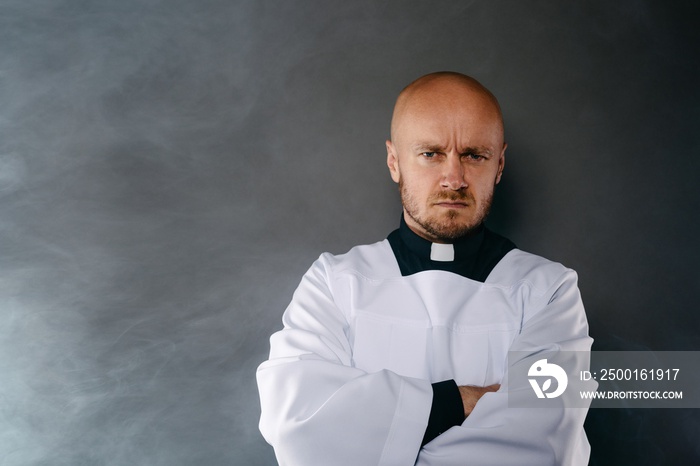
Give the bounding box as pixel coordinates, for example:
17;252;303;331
458;384;500;418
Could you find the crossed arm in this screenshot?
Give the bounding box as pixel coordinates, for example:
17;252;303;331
257;255;592;465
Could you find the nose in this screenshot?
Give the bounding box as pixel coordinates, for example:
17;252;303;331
441;154;467;190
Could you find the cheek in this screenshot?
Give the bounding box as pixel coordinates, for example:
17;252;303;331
404;177;434;201
468;166;500;190
471;180;496;203
404;166;440;189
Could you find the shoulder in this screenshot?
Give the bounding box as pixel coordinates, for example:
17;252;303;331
317;239;401;280
487;248;577;293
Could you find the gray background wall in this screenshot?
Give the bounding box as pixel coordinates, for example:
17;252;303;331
1;1;698;464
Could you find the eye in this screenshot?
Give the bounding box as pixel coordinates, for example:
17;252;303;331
421;152;437;158
463;153;485;161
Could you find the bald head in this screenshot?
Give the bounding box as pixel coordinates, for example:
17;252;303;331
390;72;504;144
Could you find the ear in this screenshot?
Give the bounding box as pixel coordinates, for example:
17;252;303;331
495;142;506;185
386;140;401;183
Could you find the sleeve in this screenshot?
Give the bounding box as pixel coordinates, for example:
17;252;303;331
422;380;465;446
256;254;433;466
416;268;594;466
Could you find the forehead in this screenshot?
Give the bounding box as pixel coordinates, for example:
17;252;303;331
394;93;504;147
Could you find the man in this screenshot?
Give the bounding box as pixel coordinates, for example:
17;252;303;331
257;72;593;465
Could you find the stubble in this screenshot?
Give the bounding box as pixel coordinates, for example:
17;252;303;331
399;181;494;242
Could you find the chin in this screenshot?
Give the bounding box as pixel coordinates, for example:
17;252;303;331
427;219;480;241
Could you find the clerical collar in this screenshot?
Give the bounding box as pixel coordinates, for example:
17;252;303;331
396;215;485;263
387;215;517;281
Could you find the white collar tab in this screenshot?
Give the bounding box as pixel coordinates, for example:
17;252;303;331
430;243;455;262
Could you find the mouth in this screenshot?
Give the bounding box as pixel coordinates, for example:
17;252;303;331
434;201;469;209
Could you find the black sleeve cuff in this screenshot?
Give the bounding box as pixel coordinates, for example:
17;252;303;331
421;379;465;446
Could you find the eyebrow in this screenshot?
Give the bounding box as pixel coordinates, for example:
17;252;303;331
412;143;446;153
411;144;495;156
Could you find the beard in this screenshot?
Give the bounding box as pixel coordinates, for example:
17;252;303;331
400;180;494;242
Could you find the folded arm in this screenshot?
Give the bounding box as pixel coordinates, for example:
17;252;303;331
257;256;434;465
416;268;594;465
